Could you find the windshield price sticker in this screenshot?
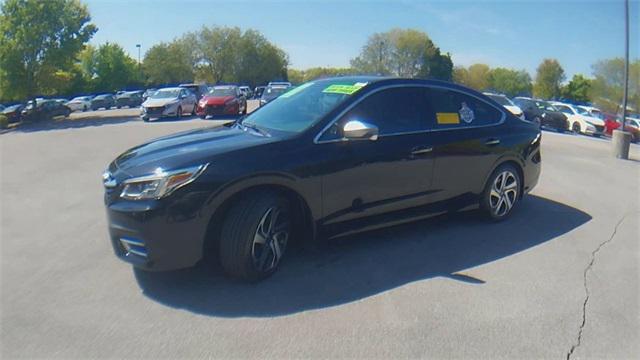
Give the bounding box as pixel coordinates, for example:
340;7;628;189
322;83;366;95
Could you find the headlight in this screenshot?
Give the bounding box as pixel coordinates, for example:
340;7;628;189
120;164;209;200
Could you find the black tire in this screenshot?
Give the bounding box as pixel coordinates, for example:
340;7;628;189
83;105;87;112
572;122;581;134
480;164;521;221
176;106;182;119
242;102;247;115
219;192;292;281
199;115;206;119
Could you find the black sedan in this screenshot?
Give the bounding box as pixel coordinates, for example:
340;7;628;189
513;97;568;131
115;91;143;108
103;77;541;281
21;100;71;122
91;94;116;110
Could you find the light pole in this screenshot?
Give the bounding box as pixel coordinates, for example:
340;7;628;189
136;44;142;82
612;0;631;159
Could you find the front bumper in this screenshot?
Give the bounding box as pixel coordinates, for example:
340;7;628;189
141;105;179;119
196;103;238;117
105;190;211;271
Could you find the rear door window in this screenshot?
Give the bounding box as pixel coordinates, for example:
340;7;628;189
426;88;503;129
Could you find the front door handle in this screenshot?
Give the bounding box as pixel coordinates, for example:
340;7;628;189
411;146;433;155
485;138;501;146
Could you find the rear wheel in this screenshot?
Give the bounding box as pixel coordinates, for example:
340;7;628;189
480;164;521;221
83;105;87;112
219;192;292;281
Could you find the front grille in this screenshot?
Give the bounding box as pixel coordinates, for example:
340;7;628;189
594;125;604;133
145;106;164;115
119;237;148;258
205;104;226;115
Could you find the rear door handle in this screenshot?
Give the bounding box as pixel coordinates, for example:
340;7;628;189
411;146;433;155
485;138;501;146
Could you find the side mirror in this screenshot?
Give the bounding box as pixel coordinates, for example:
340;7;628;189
342;120;379;141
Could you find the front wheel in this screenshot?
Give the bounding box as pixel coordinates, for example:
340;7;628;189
219;192;292;281
572;122;581;134
480;164;521;221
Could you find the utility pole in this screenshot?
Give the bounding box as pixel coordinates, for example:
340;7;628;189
612;0;631;159
378;40;384;75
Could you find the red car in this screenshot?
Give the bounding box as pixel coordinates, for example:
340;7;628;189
603;113;640;143
196;85;247;118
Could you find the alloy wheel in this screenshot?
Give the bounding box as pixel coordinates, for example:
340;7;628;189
251;206;290;272
489;170;518;217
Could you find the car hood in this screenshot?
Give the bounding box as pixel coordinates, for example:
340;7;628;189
143;98;179;107
111;124;277;177
581;115;605;126
201;95;235;105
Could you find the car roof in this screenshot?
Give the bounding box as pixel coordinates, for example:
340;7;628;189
157;87;182;91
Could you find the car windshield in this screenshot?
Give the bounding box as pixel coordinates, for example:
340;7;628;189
261;86;289;101
208;87;236;96
487;94;513;106
3;104;21;112
150;89;180;99
244;80;365;133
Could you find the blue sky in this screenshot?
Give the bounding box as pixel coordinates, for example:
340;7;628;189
86;0;639;81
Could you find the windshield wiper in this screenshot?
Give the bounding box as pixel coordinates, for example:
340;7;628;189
241;122;270;137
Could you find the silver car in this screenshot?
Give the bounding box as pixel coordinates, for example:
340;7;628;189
140;87;197;122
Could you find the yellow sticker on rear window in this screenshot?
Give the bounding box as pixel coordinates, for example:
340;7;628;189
322;83;365;95
436;113;460;124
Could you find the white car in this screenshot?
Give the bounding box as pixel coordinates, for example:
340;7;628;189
550;102;605;136
65;96;93;112
577;105;604;119
140;87;197;122
483;93;525;120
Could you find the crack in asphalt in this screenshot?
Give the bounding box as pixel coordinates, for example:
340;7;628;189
566;213;630;360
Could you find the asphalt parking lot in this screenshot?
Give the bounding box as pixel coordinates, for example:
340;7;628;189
1;108;638;359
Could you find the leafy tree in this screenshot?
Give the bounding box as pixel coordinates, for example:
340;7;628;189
533;58;565;99
143;42;194;86
561;74;592;103
488;68;532;97
287;67;357;83
452;63;491;90
0;0;97;100
89;43;139;92
350;28;452;80
287;69;305;84
590;58;639;113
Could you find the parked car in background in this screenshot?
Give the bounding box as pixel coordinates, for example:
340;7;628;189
142;88;157;101
260;84;291;106
179;83;208;101
115;91;144;108
2;103;25;123
239;86;252;99
578;105;604;119
141;87;197;122
196;85;247;118
268;81;292;87
513;97;568;131
21;99;71;121
91;94;116;110
102;77;541;281
604;116;640;143
254;86;266;99
550;102;605;136
483;93;524;120
66;96;93;112
52;98;69;105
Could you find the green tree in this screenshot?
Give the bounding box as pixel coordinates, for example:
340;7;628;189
350;28;452;80
488;68;532;97
143;42;194;86
561;74;592;103
0;0;97;100
533;58;565;99
90;43;139;92
453;63;491;90
590;58;640;113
